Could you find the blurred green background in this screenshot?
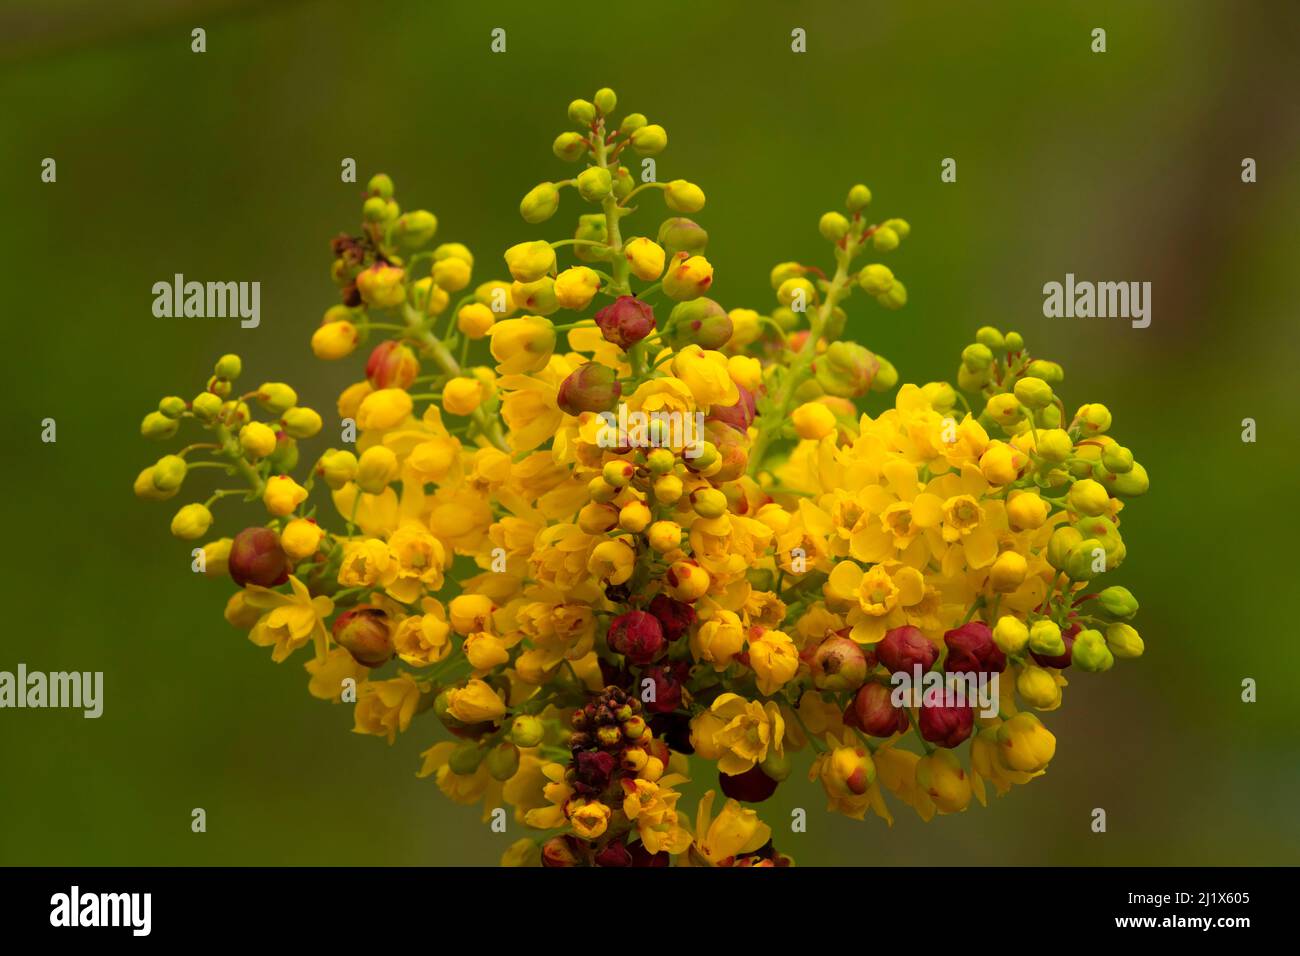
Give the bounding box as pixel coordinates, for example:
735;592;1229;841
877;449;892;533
2;0;1297;866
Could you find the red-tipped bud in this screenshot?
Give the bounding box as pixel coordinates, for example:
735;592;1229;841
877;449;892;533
607;610;666;666
943;621;1007;675
557;361;622;416
365;339;420;390
593;295;655;349
708;385;756;433
331;607;394;666
877;625;938;675
228;526;291;588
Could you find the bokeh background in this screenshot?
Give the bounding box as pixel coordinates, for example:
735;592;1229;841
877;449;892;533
2;0;1297;866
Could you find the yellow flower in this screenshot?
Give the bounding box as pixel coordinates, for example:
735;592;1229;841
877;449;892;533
569;800;612;840
385;523;447;603
353;674;424;744
356;388;413;432
355;262;406;308
305;647;368;701
587;537;636;586
489;316;556;374
915;749;972;814
445;678;506;723
393;600;453;666
686;790;771;866
690;609;745;671
338;538;394;588
672;345;739;408
747;629;799;695
245;575;334;663
701;693;785;776
621;777;693;854
996;712;1057;773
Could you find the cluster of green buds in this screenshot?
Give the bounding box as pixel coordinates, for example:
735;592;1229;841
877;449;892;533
958;327;1150;687
133;354;324;547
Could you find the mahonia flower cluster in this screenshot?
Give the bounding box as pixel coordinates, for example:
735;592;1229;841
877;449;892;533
135;87;1149;866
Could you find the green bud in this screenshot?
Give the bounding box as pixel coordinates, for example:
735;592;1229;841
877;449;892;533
1105;623;1144;659
1004;331;1025;351
1066;537;1105;580
510;714;546;748
141;411;179;440
646;448;675;475
367;173;394;199
1102;444;1134;474
1034;404;1063;429
520;182;560;224
846;184;872;211
567;99;596;125
577;166;612;202
448;742;484;776
772;306;799;331
281;407;323;440
688;442;720;471
269;434;298;472
612;166;634;200
392;210;438;250
819;211;850;242
872;226;900;252
961;343;994;371
552;131;588;162
191;392;223;423
574;214;609;263
214;354;242;380
1072;629;1114;672
1110;461;1149;498
760;749;793;782
257;382;298;416
363;195;390;224
1047;526;1083;571
158;396;187;419
1097;586;1139;619
152;455;188;492
657;217;708;257
630;124;667;156
975;326;1004;350
619;112;647;135
1025;359;1064;384
593;87;617;114
485;742;521;781
957;364;991;392
875;281;907;310
1013;376;1054;410
1028;619;1065;657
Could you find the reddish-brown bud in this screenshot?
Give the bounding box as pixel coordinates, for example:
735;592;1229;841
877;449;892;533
228;526;291;588
332;607;394;666
647;594;697;642
607;610;666;666
593;295;655;349
918;702;974;748
943;621;1007;675
557;361;622;416
877;625;938;675
850;681;911;737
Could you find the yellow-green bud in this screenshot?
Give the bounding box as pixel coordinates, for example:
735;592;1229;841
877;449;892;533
1110;461;1149;498
1036;428;1073;464
1105;623;1144;659
1101;444;1134;474
975;327;1004;350
152;455;188;492
1025;359;1064;384
511;715;546;748
257;382;297;416
630;124;667;155
870;357;898;392
1004;331;1025;351
875;281;907;310
664;180;705;214
819;211;850;242
872;226;900;251
961;343;994;371
318;449;358;490
993;616;1030;655
846;184;872;211
1028;619;1065;657
1075;403;1112;435
1013;376;1054;410
520;182;560;223
449;742;484;776
485;742;521;781
859;264;894;295
619;112;647;135
281;407;322;440
957;364;990;391
141;411;179;440
1066;537;1105;580
1067;478;1110;517
1034;404;1063;429
170;503;213;540
646;448;675;475
593;87;617;114
158;396;187;419
691;488;727;519
367;173;394;199
392;210;438;251
214;354;242;380
1047;526;1083;571
553;131;588;162
1072;629;1113;672
1097;585;1139;619
567;99;596;125
239;421;278;460
577;166;612;202
191;392;222;423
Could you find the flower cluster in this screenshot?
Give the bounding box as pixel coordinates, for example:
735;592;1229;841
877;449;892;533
135;87;1148;866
